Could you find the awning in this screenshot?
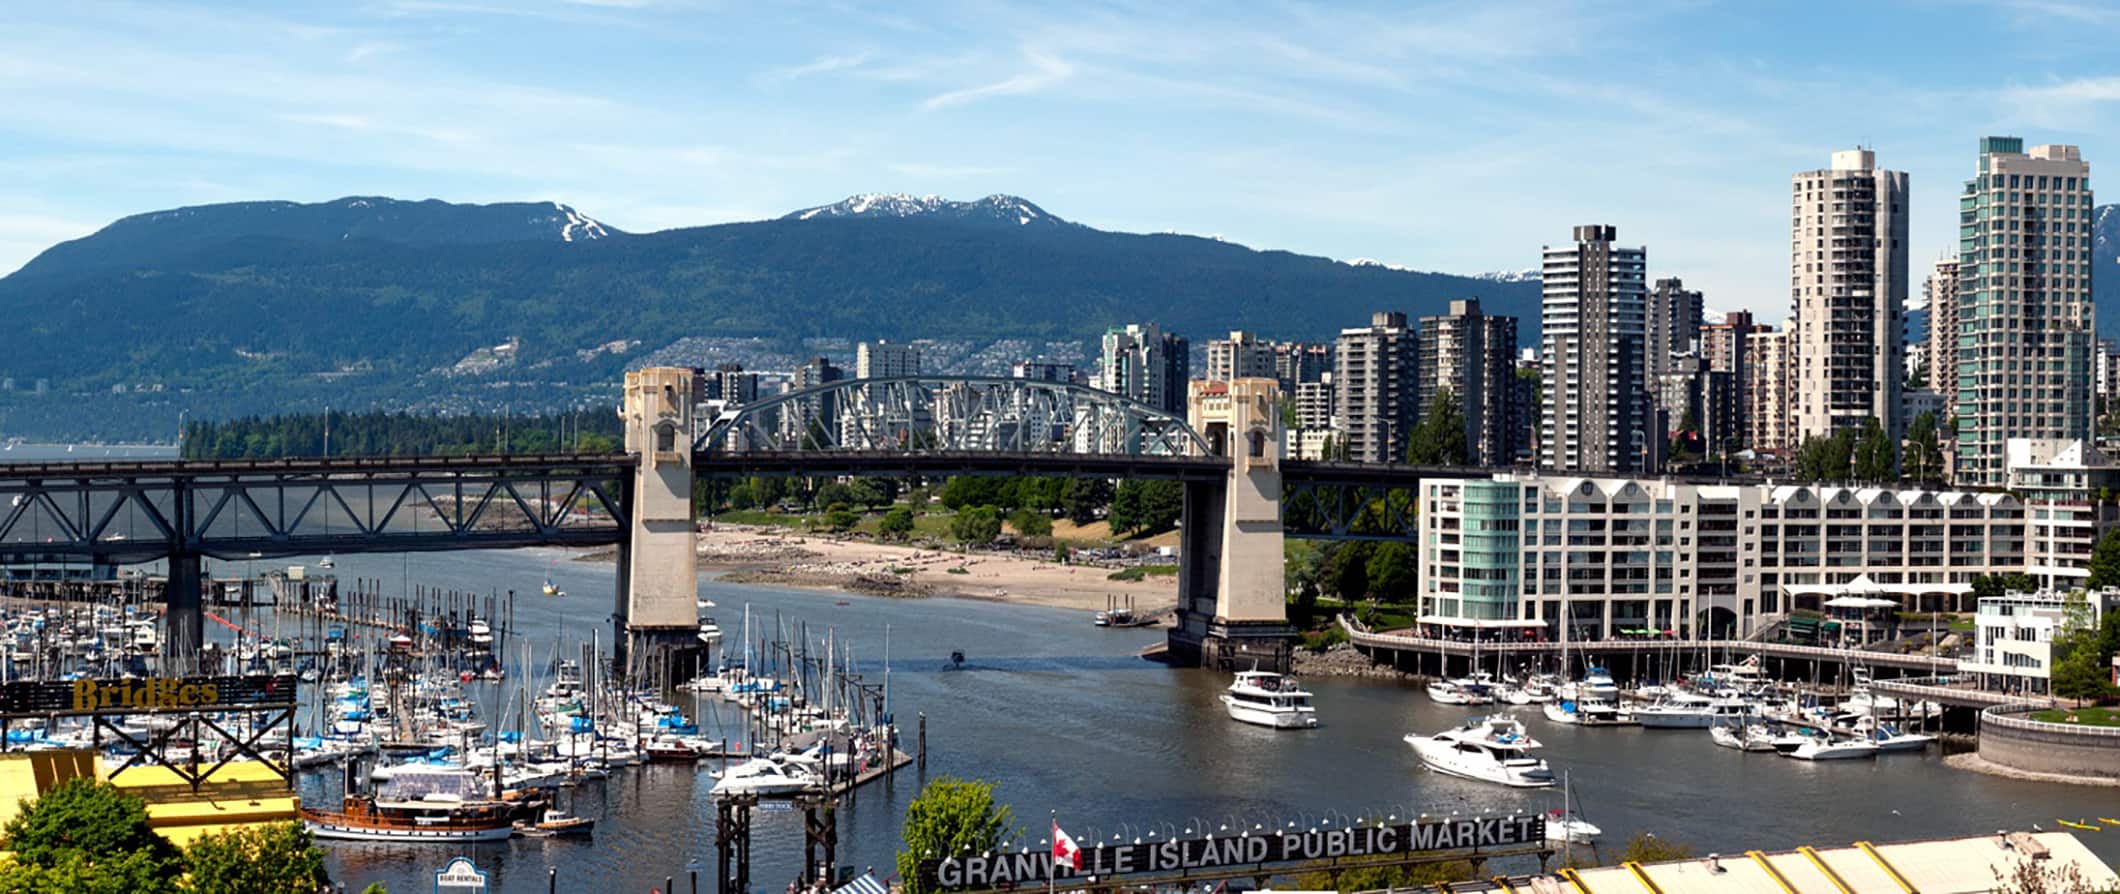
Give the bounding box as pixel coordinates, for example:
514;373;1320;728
1822;596;1901;609
835;873;888;894
1418;615;1545;629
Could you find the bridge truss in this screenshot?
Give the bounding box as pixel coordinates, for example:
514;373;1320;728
0;455;633;564
695;376;1213;459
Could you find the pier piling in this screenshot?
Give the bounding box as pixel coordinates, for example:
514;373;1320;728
917;712;926;771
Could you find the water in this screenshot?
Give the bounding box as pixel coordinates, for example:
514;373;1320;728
217;547;2120;893
0;443;176;463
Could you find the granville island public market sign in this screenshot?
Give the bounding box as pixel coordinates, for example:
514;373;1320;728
924;814;1546;890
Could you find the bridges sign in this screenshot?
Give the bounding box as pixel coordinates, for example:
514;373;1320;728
922;814;1545;891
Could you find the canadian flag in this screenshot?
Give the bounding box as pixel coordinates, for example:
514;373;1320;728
1051;821;1083;871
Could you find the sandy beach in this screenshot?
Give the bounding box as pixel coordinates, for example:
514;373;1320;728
689;524;1178;618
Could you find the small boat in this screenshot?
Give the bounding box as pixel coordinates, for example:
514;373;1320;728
1784;734;1881;761
2058;819;2100;832
1220;671;1319;729
319;556;335;569
697;620;722;644
1544;810;1602;844
709;758;818;797
1404;715;1554;788
542;578;565;598
515;809;594;838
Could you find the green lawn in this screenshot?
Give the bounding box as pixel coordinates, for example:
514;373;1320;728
2031;706;2120;727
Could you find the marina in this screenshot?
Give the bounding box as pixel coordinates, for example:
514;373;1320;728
52;547;2090;892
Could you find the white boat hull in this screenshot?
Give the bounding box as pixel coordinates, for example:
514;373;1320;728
1405;736;1553;788
304;819;513;843
1221;695;1318;729
1785;740;1880;761
1634;711;1716;729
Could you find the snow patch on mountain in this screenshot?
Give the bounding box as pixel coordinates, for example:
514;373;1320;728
784;193;1067;226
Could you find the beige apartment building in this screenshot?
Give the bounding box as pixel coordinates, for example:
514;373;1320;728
1790;149;1908;447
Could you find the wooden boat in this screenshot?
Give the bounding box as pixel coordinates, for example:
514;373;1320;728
301;794;514;843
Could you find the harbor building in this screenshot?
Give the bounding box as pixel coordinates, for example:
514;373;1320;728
1959;589;2120;695
1790;148;1909;448
1418;473;2039;641
1539;225;1650;473
1954;138;2095;487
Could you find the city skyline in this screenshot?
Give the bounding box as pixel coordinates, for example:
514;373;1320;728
5;1;2120;321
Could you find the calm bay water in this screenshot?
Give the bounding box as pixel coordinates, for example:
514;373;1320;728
201;547;2120;894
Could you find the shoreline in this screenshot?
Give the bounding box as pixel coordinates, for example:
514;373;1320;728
585;524;1179;616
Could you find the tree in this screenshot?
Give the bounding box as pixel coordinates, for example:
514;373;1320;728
822;503;860;533
1971;573;2040;601
1406;390;1469;467
1327;542;1374;601
1109;480;1182;538
1616;831;1693;863
1794;430;1856;482
180;822;330;894
1904;411;1943;483
2050;645;2116;703
950;506;1002;545
1006;508;1052;538
897;777;1016;894
879;507;915;539
941;477;1016;511
1364;542;1417;601
0;779;183;893
1060;478;1112;527
1852;416;1894;483
2089;529;2120;591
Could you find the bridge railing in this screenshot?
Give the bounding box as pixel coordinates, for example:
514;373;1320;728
1982;702;2115;735
1338;616;1944;668
1871;675;2058;708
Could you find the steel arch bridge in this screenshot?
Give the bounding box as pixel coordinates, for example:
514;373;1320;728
694;376;1214;458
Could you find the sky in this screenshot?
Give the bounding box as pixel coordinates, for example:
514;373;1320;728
3;0;2119;320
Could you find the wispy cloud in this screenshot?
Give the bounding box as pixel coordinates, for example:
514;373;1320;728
889;162;1008;178
757;50;874;84
922;49;1073;110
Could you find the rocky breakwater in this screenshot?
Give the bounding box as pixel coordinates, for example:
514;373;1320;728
1293;643;1417;680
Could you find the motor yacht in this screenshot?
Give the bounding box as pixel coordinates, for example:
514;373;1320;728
1709;722;1778;752
1783;734;1881;761
1541;698;1635;726
1403;715;1554;788
709;757;819;796
1424;680;1495;706
1634;692;1753;729
1220;671;1319;729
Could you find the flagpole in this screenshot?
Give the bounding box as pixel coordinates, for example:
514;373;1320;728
1048;811;1057;894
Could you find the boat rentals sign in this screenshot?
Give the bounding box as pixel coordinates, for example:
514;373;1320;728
922;813;1545;891
435;856;489;892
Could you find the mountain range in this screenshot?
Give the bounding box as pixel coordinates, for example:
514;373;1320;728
0;193;1542;438
4;192;2116;441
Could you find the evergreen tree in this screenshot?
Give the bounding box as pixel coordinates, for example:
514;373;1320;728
896;778;1016;894
1406;390;1469;466
1852;416;1894;483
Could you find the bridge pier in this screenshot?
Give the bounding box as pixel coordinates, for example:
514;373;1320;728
620;368;706;683
162;552;202;673
1169;379;1295;672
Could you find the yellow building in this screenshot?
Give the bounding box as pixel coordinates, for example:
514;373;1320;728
0;750;299;847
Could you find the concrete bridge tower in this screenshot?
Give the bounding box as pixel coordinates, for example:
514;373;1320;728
618;367;704;677
1170;378;1295;671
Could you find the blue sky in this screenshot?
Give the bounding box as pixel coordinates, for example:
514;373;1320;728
4;0;2119;320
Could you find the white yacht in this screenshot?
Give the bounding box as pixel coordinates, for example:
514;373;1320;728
1541;698;1635;726
1709;722;1778;752
1404;715;1554;788
1634;693;1752;729
1424;680;1494;706
1220;671;1319;729
1862;723;1937;753
709;758;819;796
1784;734;1881;761
1561;667;1620;701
